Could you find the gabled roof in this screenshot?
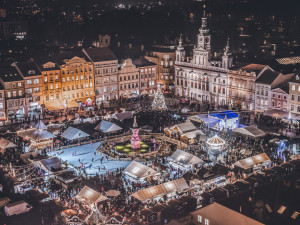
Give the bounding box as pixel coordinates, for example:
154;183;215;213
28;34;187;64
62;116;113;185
61;126;90;140
133;56;157;67
234;153;270;170
35;120;47;130
112;112;133;121
15;61;42;77
132;178;188;201
169;122;197;134
0;65;23;82
32;56;61;71
255;67;280;85
123;161;160;179
82;47;117;62
76;186;108;205
271;73;297;91
191;202;264;225
51;50;90;65
39;157;62;172
0;138;16;149
233;63;266;73
94;120;123;133
233;125;265;138
170;149;203;166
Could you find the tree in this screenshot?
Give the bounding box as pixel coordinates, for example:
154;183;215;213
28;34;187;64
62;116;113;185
152;86;167;111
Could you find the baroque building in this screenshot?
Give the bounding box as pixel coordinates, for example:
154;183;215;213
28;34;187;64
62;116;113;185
175;13;232;106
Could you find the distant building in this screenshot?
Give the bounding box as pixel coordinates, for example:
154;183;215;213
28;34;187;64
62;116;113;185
0;83;5;124
227;64;265;110
54;51;94;108
83;48;118;104
0;65;25;121
14;61;43;117
174;13;231;106
288;73;300;120
132;56;158;96
145;47;176;92
118;58;140;98
0;20;28;40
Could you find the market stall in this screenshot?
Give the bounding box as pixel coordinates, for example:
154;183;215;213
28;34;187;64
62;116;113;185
61;126;90;141
169;149;203;171
233;125;265;138
94;120;123;134
123;161;160;183
234;153;271;174
207;135;226;150
132;178;189;202
0;138;17;153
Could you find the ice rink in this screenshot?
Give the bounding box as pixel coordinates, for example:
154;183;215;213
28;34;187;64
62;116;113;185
50;142;131;176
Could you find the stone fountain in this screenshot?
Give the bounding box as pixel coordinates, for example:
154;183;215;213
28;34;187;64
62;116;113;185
130;116;141;149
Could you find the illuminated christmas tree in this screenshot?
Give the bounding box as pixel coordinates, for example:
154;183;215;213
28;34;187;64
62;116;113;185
152;85;167;111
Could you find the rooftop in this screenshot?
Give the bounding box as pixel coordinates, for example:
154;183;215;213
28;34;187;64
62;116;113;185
133;56;157;67
0;65;23;82
83;47;117;62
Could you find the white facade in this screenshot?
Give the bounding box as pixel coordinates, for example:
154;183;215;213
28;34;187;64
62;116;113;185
175;13;231;106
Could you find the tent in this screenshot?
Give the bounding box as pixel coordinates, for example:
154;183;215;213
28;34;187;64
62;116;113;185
0;138;17;150
123;161;160;181
61;126;90;140
132;178;189;202
105;190;121;197
31;157;63;173
233;126;265;138
94;120;123;133
234;153;271;171
169;150;203;168
76;186;108;205
112;112;133;121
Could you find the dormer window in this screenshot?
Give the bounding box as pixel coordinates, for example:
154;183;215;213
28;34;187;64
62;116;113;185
296;75;299;81
28;70;35;75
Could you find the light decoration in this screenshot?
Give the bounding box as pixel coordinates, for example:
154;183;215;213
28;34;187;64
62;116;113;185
152;85;167;111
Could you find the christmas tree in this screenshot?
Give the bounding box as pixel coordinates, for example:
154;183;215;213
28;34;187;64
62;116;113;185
152;85;167;111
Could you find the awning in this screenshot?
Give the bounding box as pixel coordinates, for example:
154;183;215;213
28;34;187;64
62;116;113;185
0;138;17;149
76;186;108;205
123;161;160;179
61;126;90;140
234;153;270;170
233;126;265;138
44;101;65;111
67;100;79;108
169;149;203;166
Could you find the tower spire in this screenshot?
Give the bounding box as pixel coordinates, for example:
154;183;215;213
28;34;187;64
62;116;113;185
224;37;232;56
177;34;184;51
200;11;209;34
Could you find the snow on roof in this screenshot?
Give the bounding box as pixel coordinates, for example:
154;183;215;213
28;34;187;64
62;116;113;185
168;122;197;134
234;153;270;170
31;157;62;172
61;126;90;140
170;149;203;166
189;115;220;127
233;126;265;138
35;120;47;130
191;202;264;225
27;129;56;141
132;178;188;201
0;138;17;149
112;112;133;121
183;130;205;139
123;161;160;179
207;135;226;146
76;186;108;205
94;120;123;133
5;200;29;209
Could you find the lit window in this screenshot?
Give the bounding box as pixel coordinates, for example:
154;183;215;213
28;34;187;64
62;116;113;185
277;206;286;214
198;215;202;223
205;219;209;225
292;85;295;90
291;211;299;220
298;86;300;92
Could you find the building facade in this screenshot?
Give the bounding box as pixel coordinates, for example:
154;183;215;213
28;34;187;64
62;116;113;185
118;59;140;98
174;14;231;106
33;57;63;111
56;52;95;108
0;66;25;121
288;74;300;119
14;61;43;118
132;57;157;96
145;48;175;92
227;64;264;110
0;83;5;124
83;48;118;105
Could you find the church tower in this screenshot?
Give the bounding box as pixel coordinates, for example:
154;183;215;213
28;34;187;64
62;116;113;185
222;38;233;69
193;11;211;66
176;35;185;62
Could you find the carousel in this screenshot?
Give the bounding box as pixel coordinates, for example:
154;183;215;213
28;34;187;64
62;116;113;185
207;135;226;150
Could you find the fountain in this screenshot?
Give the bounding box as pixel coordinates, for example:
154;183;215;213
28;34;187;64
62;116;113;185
130;116;141;149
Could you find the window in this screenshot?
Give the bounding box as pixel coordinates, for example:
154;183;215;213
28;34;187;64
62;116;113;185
34;79;39;84
204;219;209;225
298;86;300;92
18;82;21;87
298;95;300;102
292;85;295;90
13;91;16;97
27;80;32;85
62;78;65;82
291;94;295;100
90;83;93;87
198;215;202;223
81;76;83;80
0;103;3;109
67;77;70;82
18;90;22;96
56;84;59;89
291;105;294;111
50;84;53;90
55;76;58;80
298;106;300;113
